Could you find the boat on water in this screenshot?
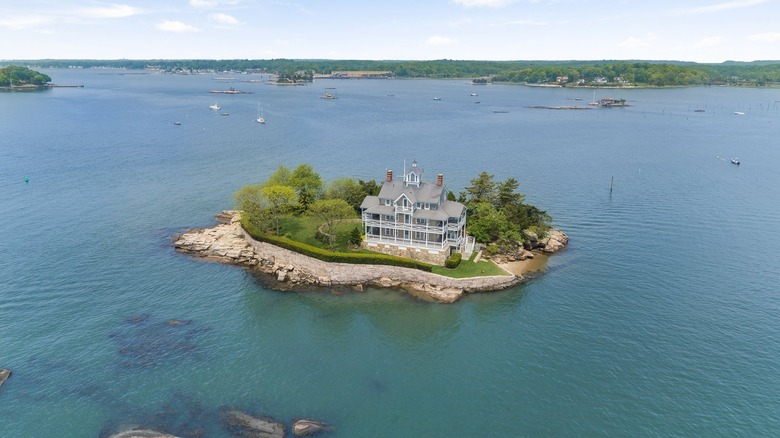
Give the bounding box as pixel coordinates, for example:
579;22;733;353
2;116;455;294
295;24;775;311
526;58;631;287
320;87;338;99
173;121;182;125
256;103;265;124
433;97;442;101
598;97;627;107
470;93;478;97
734;111;745;115
731;158;740;165
209;103;221;110
588;90;599;106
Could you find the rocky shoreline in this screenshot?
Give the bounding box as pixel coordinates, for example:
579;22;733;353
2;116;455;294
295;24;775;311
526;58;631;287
173;211;567;303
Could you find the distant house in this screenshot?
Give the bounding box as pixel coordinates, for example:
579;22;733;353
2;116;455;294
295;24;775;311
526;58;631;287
360;161;467;265
556;76;569;83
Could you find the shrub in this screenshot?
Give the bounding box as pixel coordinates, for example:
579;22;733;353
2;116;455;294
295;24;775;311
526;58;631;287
349;226;362;246
445;252;462;269
241;217;432;272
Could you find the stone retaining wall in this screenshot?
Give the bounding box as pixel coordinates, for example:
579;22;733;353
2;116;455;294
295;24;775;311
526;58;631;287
173;211;524;303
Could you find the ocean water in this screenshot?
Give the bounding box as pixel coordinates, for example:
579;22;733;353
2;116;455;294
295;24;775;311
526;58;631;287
1;69;779;437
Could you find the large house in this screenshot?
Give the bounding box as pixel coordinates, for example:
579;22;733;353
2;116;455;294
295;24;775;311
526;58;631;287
360;161;467;265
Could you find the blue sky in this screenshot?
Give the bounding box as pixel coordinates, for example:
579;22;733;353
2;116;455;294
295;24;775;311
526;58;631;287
1;0;779;62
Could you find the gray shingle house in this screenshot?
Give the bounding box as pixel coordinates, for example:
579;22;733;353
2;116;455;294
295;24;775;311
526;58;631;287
360;161;467;265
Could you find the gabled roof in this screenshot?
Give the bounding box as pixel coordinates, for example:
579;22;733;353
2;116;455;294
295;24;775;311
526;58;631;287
378;180;444;205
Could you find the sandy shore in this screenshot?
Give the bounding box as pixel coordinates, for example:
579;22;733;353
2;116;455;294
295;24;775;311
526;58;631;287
497;253;549;276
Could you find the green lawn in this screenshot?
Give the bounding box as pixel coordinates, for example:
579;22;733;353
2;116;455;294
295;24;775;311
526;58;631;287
431;252;508;278
278;215;363;252
276;215;507;278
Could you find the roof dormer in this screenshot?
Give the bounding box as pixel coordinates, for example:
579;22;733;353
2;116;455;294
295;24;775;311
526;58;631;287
404;160;423;187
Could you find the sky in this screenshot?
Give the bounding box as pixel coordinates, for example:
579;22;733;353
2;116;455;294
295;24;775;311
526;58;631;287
1;0;779;62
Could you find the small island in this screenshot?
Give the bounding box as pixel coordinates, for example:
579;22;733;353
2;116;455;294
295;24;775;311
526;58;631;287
0;65;51;91
174;162;567;302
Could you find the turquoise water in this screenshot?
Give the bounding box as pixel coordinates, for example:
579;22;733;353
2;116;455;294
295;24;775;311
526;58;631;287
1;69;779;437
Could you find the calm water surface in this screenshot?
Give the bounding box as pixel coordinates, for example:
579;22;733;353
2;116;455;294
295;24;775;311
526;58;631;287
1;69;779;437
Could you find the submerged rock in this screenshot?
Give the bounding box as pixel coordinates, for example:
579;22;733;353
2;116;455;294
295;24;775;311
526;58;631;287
292;418;331;436
0;368;11;389
219;408;285;438
107;429;180;438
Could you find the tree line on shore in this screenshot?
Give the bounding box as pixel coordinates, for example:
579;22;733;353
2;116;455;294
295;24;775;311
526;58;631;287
7;59;780;86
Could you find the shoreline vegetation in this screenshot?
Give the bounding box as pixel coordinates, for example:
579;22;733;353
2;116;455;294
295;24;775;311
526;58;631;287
4;59;780;87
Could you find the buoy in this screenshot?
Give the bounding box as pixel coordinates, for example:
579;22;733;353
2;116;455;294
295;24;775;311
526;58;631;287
24;177;29;183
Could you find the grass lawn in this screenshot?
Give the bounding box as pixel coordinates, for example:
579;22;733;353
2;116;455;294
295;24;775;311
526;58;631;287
431;252;508;278
276;215;507;278
278;215;363;252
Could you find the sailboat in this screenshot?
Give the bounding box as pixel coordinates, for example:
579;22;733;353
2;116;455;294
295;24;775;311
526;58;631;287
256;103;265;124
588;90;599;106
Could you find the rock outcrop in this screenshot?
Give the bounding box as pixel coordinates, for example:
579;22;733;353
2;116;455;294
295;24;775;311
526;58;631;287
107;429;180;438
174;211;567;303
540;228;569;253
0;368;11;389
292;418;331;436
219;408;285;438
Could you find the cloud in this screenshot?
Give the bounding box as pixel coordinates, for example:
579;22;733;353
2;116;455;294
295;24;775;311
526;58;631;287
749;32;780;42
210;13;240;25
190;0;240;8
426;35;455;46
494;19;550;26
618;33;657;48
157;20;199;33
452;0;513;7
77;4;144;19
676;0;767;15
0;15;52;30
190;0;218;8
693;36;723;48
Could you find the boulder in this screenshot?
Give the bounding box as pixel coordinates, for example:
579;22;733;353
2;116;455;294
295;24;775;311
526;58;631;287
541;228;569;253
292;418;331;436
219;408;285;438
107;429;180;438
0;368;11;389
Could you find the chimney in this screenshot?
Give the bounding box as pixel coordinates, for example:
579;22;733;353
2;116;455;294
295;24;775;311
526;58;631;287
437;174;443;187
386;169;393;182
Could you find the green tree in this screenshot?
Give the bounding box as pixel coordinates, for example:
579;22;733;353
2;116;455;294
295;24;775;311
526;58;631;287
496;177;524;209
265;165;292;187
233;184;267;230
289;164;323;211
261;185;297;235
308;198;355;249
465;171;497;205
349;226;363;246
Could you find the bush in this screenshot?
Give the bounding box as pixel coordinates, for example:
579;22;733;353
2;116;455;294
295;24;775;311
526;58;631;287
445;252;462;269
349;226;362;246
241;217;432;272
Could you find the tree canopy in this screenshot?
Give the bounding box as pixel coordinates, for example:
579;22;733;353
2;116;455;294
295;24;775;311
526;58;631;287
462;172;551;250
10;59;780;86
0;65;51;87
